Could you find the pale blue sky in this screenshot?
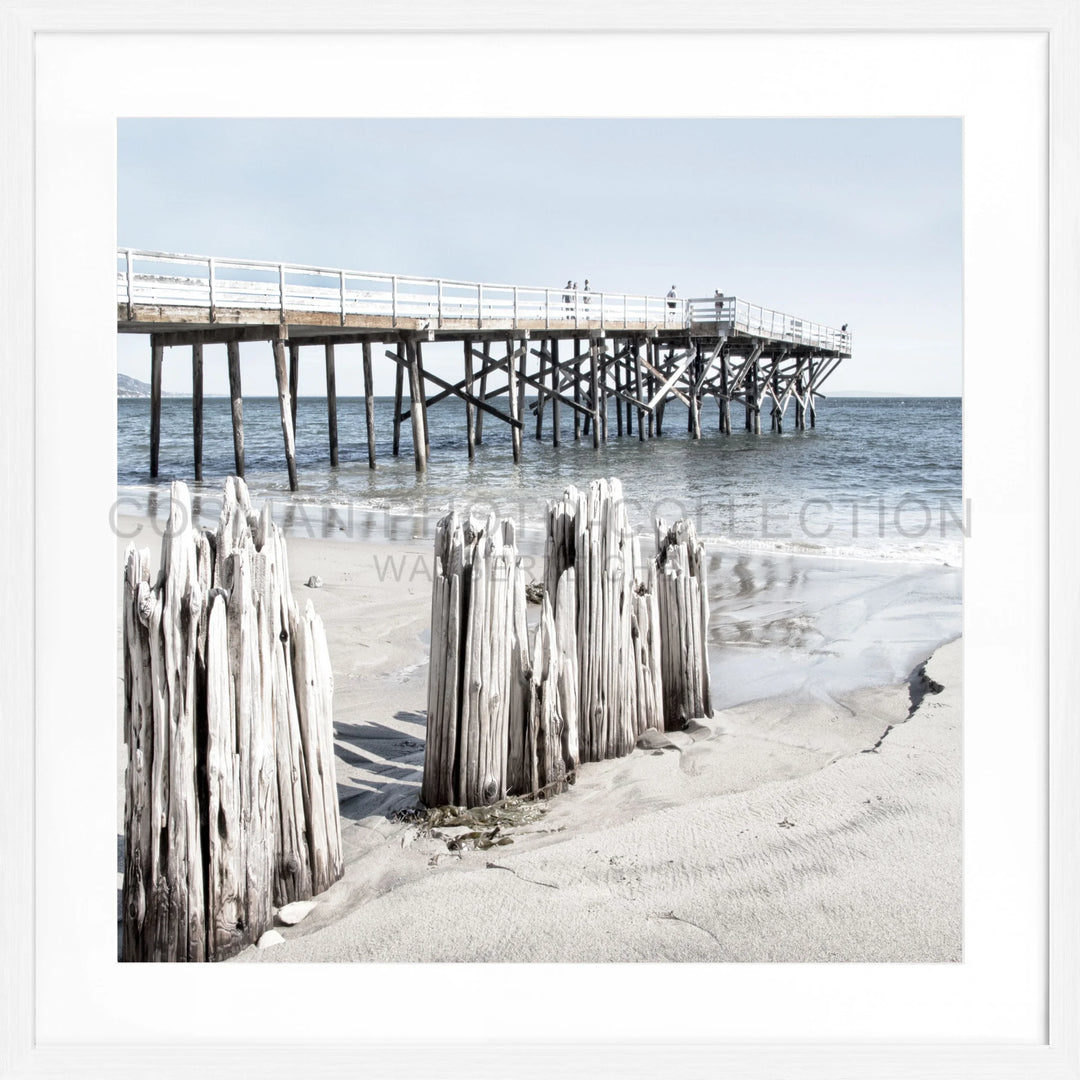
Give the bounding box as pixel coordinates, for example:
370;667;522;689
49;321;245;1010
118;118;961;396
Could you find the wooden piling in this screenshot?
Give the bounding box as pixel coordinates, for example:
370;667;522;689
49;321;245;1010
288;343;300;432
655;517;713;730
614;357;624;437
192;343;203;480
150;336;163;478
719;351;731;434
392;343;404;456
550;339;561;447
599;340;609;443
634;338;646;441
464;339;476;460
226;339;245;477
405;337;427;473
416;340;431;461
573;339;583;441
476;341;490;445
794;357;805;430
517;339;528;457
324;343;339;466
535;341;547;440
271;335;299;491
589;340;601;449
362;341;376;468
122;478;343;961
808;358;817;428
508;338;522;463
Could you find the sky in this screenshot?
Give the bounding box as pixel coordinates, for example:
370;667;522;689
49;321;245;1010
117;118;961;397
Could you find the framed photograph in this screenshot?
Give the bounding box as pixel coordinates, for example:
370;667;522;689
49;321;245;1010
2;3;1077;1077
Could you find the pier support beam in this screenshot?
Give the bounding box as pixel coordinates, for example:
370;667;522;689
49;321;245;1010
535;341;547;440
795;358;805;430
271;334;299;491
416;341;431;461
288;342;300;432
192;343;203;480
719;352;731;435
227;339;245;477
392;343;404;456
476;342;489;445
808;358;817;428
508;337;522;463
550;339;561;447
362;341;376;468
615;356;624;437
464;339;476;460
149;336;163;478
589;339;601;449
573;339;582;441
324;343;339;466
405;336;426;473
634;338;646;441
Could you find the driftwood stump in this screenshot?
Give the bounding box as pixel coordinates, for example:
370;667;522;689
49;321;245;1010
422;478;712;810
122;478;343;962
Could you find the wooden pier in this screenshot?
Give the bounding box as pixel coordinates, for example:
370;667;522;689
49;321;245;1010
118;249;852;491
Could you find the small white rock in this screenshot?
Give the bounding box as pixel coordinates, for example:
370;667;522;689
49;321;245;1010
276;900;317;926
306;574;323;589
257;929;285;949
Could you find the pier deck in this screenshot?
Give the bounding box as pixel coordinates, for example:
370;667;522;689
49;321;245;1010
118;249;851;490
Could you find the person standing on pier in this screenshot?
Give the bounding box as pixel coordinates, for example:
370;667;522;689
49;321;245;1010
563;279;573;318
583;279;591;307
668;285;678;311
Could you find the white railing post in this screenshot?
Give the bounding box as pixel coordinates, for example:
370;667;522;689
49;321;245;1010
437;279;444;328
208;257;216;322
125;249;134;321
339;270;347;326
279;263;287;322
392;275;398;327
545;288;550;330
477;283;483;329
623;293;628;328
513;286;518;327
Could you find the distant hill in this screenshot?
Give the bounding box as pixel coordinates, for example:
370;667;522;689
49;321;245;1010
118;373;186;398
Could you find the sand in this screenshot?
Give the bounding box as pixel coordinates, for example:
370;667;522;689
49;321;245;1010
117;518;961;964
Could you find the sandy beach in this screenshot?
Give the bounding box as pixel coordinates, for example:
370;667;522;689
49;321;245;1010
117;516;961;964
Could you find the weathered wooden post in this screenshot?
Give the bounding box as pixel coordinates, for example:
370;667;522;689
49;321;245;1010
227;339;245;477
416;339;431;462
655;518;713;730
405;336;427;473
362;341;377;468
589;340;601;449
192;343;203;480
422;514;528;807
573;339;583;441
550;339;561;447
122;478;343;961
719;351;731;434
476;341;490;445
149;336;163;478
392;343;404;456
507;337;522;464
325;343;339;466
463;338;476;460
271;334;299;491
288;343;300;432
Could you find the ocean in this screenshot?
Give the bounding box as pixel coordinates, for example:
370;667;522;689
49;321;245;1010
117;394;963;708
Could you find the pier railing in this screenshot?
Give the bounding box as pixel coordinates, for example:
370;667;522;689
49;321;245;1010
117;249;851;353
688;296;851;353
117;249;690;330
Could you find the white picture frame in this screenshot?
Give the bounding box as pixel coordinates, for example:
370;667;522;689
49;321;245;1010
2;3;1078;1077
